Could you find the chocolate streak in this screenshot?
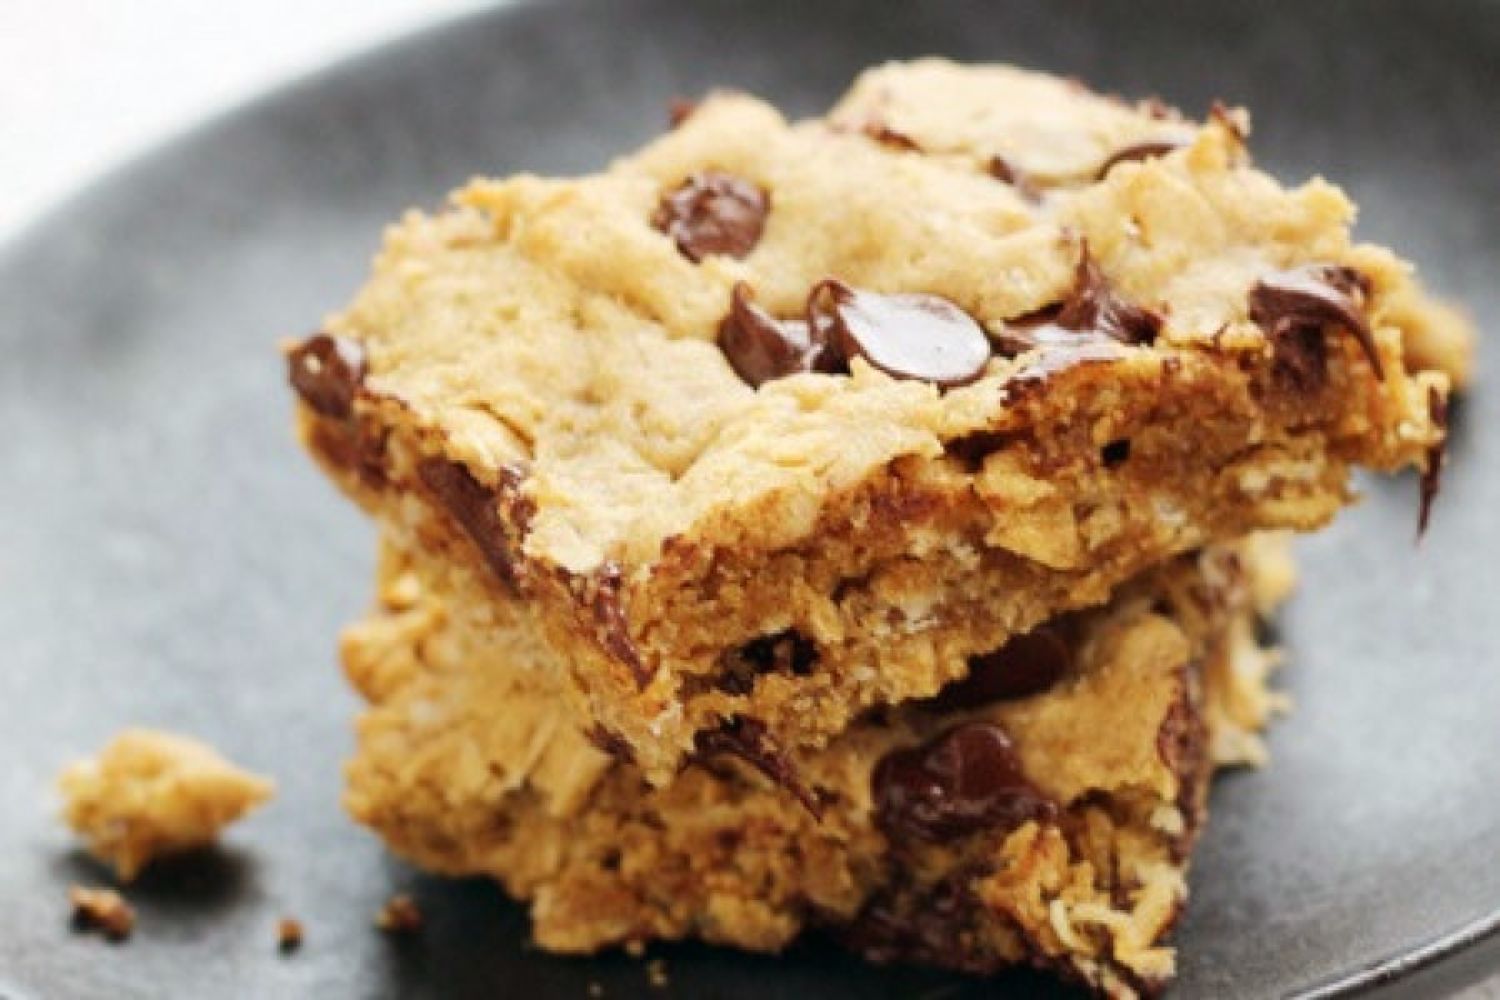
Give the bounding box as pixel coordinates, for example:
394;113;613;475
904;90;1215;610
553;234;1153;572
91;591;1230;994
694;716;821;816
1156;667;1210;855
1095;139;1188;180
417;458;530;591
581;562;652;689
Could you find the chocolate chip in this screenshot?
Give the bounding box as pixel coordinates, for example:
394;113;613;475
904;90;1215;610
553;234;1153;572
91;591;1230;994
666;96;697;128
862;122;923;152
694;716;821;816
930;627;1072;712
808;279;992;388
716;282;839;387
1101;438;1131;467
1249;264;1383;381
288;333;366;420
872;722;1055;843
585;725;634;763
652;171;768;263
997;245;1160;361
987;154;1038;200
1095;139;1188;180
717;630;819;695
1418;385;1448;538
587;563;652;689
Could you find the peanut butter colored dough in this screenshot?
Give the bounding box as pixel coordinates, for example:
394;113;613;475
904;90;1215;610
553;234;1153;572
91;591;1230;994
59;729;274;881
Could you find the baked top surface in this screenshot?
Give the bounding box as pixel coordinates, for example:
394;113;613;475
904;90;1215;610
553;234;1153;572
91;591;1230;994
305;60;1452;577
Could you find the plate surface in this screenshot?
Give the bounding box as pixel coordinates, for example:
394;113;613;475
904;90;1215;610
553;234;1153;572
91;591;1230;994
1;1;1497;997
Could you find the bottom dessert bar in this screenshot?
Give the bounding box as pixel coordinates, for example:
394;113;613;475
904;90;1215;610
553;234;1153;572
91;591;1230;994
340;536;1292;997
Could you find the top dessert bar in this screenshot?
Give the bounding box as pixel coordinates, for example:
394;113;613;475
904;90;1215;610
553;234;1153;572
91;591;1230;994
290;60;1457;784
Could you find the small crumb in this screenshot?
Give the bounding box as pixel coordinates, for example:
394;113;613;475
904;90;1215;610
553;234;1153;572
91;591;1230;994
587;983;604;999
646;957;669;989
624;939;646;958
375;894;422;934
57;728;275;881
277;916;303;953
69;885;135;941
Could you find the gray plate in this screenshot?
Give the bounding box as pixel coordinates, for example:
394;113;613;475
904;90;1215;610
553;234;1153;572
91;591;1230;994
1;1;1496;997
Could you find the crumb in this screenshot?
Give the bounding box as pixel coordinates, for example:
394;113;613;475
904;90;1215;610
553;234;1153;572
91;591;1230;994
375;893;422;934
587;983;604;999
57;728;274;881
69;885;135;941
646;957;669;989
624;939;645;958
277;916;303;953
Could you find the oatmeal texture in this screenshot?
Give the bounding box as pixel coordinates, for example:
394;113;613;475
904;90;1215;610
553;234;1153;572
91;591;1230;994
339;535;1288;997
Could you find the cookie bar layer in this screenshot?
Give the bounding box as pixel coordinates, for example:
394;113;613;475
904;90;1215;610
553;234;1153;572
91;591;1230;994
341;536;1291;997
292;62;1445;782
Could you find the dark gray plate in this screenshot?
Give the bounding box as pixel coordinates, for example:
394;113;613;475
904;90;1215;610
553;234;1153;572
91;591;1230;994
1;1;1496;997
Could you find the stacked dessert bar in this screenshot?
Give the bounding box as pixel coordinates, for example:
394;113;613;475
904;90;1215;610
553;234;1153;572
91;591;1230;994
288;61;1467;996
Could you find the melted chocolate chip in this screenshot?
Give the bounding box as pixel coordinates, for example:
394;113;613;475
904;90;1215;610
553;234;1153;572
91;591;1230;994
1095;139;1188;180
808;279;992;388
931;627;1072;712
1052;250;1163;345
652;171;768;263
717;282;838;387
1418;385;1448;538
288;333;366;420
1249;264;1383;382
872;722;1054;843
694;716;821;816
418;459;524;589
587;563;651;689
997;246;1161;369
717;630;819;695
842;874;997;975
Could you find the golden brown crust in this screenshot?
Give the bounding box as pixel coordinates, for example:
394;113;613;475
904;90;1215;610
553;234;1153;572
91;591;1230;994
338;536;1289;995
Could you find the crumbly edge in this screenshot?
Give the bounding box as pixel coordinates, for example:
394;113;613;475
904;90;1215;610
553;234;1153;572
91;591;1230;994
299;320;1416;784
339;538;1287;996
